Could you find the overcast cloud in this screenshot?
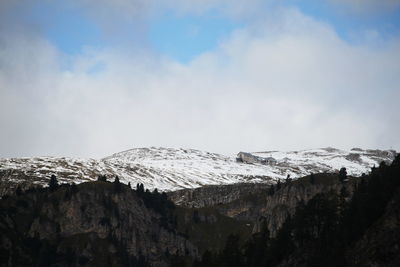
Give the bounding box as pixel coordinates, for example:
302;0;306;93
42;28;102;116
0;1;399;158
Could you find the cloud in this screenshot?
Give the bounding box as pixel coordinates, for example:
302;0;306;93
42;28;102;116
0;6;399;158
74;0;266;17
70;0;400;21
329;0;400;13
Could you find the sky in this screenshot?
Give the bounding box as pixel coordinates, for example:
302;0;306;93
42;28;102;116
0;0;399;158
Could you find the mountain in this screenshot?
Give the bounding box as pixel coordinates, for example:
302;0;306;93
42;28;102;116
0;147;396;195
193;156;400;267
168;172;357;238
0;178;256;267
1;153;399;267
0;181;197;267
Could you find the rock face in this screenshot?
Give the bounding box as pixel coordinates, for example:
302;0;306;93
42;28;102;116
0;182;198;267
236;152;277;165
250;175;353;236
169;173;355;236
168;183;271;208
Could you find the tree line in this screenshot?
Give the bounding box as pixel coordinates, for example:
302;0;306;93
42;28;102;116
194;154;400;267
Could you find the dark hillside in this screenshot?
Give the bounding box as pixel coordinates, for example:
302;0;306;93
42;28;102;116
194;154;400;267
0;179;197;267
0;178;252;267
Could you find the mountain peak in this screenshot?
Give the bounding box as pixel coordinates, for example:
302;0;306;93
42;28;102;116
103;147;226;162
0;147;396;195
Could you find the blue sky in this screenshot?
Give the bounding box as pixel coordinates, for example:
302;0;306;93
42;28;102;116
148;9;243;62
28;1;102;55
22;0;400;61
293;0;400;42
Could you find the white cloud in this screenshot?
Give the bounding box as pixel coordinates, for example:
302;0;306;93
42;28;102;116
74;0;266;17
71;0;400;20
329;0;400;13
0;7;399;158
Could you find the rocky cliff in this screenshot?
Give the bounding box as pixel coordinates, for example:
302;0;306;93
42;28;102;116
0;181;198;267
169;173;356;236
193;156;400;267
168;183;271;208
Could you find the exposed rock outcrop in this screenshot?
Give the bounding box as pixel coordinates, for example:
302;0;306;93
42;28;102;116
0;182;198;267
170;173;356;236
236;152;277;165
168;183;270;208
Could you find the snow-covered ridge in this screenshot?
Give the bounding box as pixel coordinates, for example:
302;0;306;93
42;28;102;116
0;147;396;192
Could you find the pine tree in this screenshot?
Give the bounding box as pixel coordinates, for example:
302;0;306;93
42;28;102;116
285;174;291;184
97;175;107;182
113;176;121;193
48;175;59;191
339;167;347;183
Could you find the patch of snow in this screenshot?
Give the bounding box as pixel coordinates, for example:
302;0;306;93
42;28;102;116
0;147;396;192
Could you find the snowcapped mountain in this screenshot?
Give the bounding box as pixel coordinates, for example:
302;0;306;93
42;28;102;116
0;147;396;194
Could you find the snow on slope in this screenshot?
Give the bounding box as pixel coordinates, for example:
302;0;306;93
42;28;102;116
102;147;280;190
254;147;395;179
0;147;396;193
